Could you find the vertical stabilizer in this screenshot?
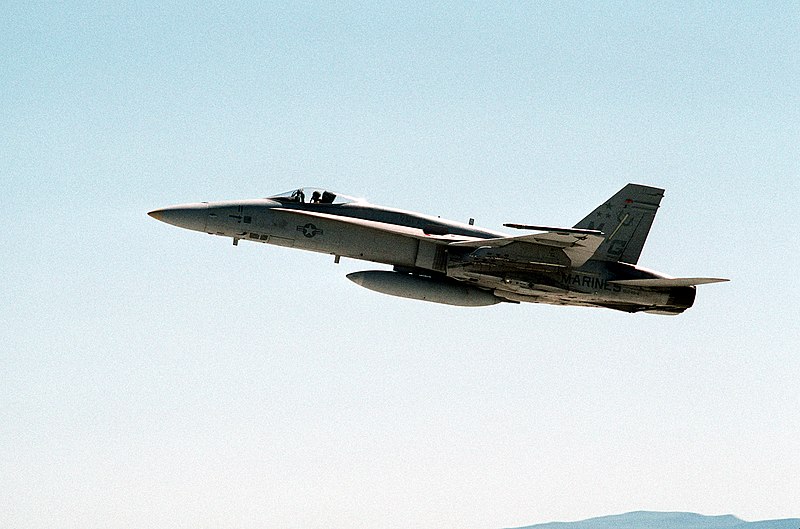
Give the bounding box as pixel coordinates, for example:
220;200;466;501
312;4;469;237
573;184;664;265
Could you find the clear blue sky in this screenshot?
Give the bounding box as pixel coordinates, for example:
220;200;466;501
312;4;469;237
2;2;798;528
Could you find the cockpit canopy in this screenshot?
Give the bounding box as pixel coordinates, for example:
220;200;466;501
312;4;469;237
268;188;361;205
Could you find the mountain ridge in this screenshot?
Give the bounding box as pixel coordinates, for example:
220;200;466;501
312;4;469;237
506;511;800;529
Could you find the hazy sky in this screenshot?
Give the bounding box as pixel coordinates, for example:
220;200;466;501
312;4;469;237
2;2;798;528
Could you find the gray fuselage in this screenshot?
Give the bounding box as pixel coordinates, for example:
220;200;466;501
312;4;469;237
150;192;696;314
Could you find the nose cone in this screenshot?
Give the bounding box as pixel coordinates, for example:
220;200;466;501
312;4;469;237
148;202;209;232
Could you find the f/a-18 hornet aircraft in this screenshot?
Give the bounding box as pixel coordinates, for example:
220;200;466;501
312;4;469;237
149;184;727;314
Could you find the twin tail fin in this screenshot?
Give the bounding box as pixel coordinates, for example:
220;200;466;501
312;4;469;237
573;183;664;265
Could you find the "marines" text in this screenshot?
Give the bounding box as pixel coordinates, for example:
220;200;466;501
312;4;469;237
561;273;622;292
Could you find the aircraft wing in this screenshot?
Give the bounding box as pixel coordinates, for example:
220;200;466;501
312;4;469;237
271;207;477;242
610;278;730;287
449;231;605;268
274;208;604;268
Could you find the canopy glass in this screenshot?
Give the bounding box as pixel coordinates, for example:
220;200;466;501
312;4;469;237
267;188;361;205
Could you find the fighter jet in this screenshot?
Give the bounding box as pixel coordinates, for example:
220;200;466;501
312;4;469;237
149;184;727;314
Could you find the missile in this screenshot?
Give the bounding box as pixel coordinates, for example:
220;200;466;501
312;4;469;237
346;270;500;307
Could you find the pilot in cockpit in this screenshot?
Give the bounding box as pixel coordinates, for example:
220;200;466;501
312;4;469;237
291;189;305;203
310;191;322;204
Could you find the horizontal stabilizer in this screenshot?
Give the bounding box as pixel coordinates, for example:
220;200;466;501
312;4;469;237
610;278;729;287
